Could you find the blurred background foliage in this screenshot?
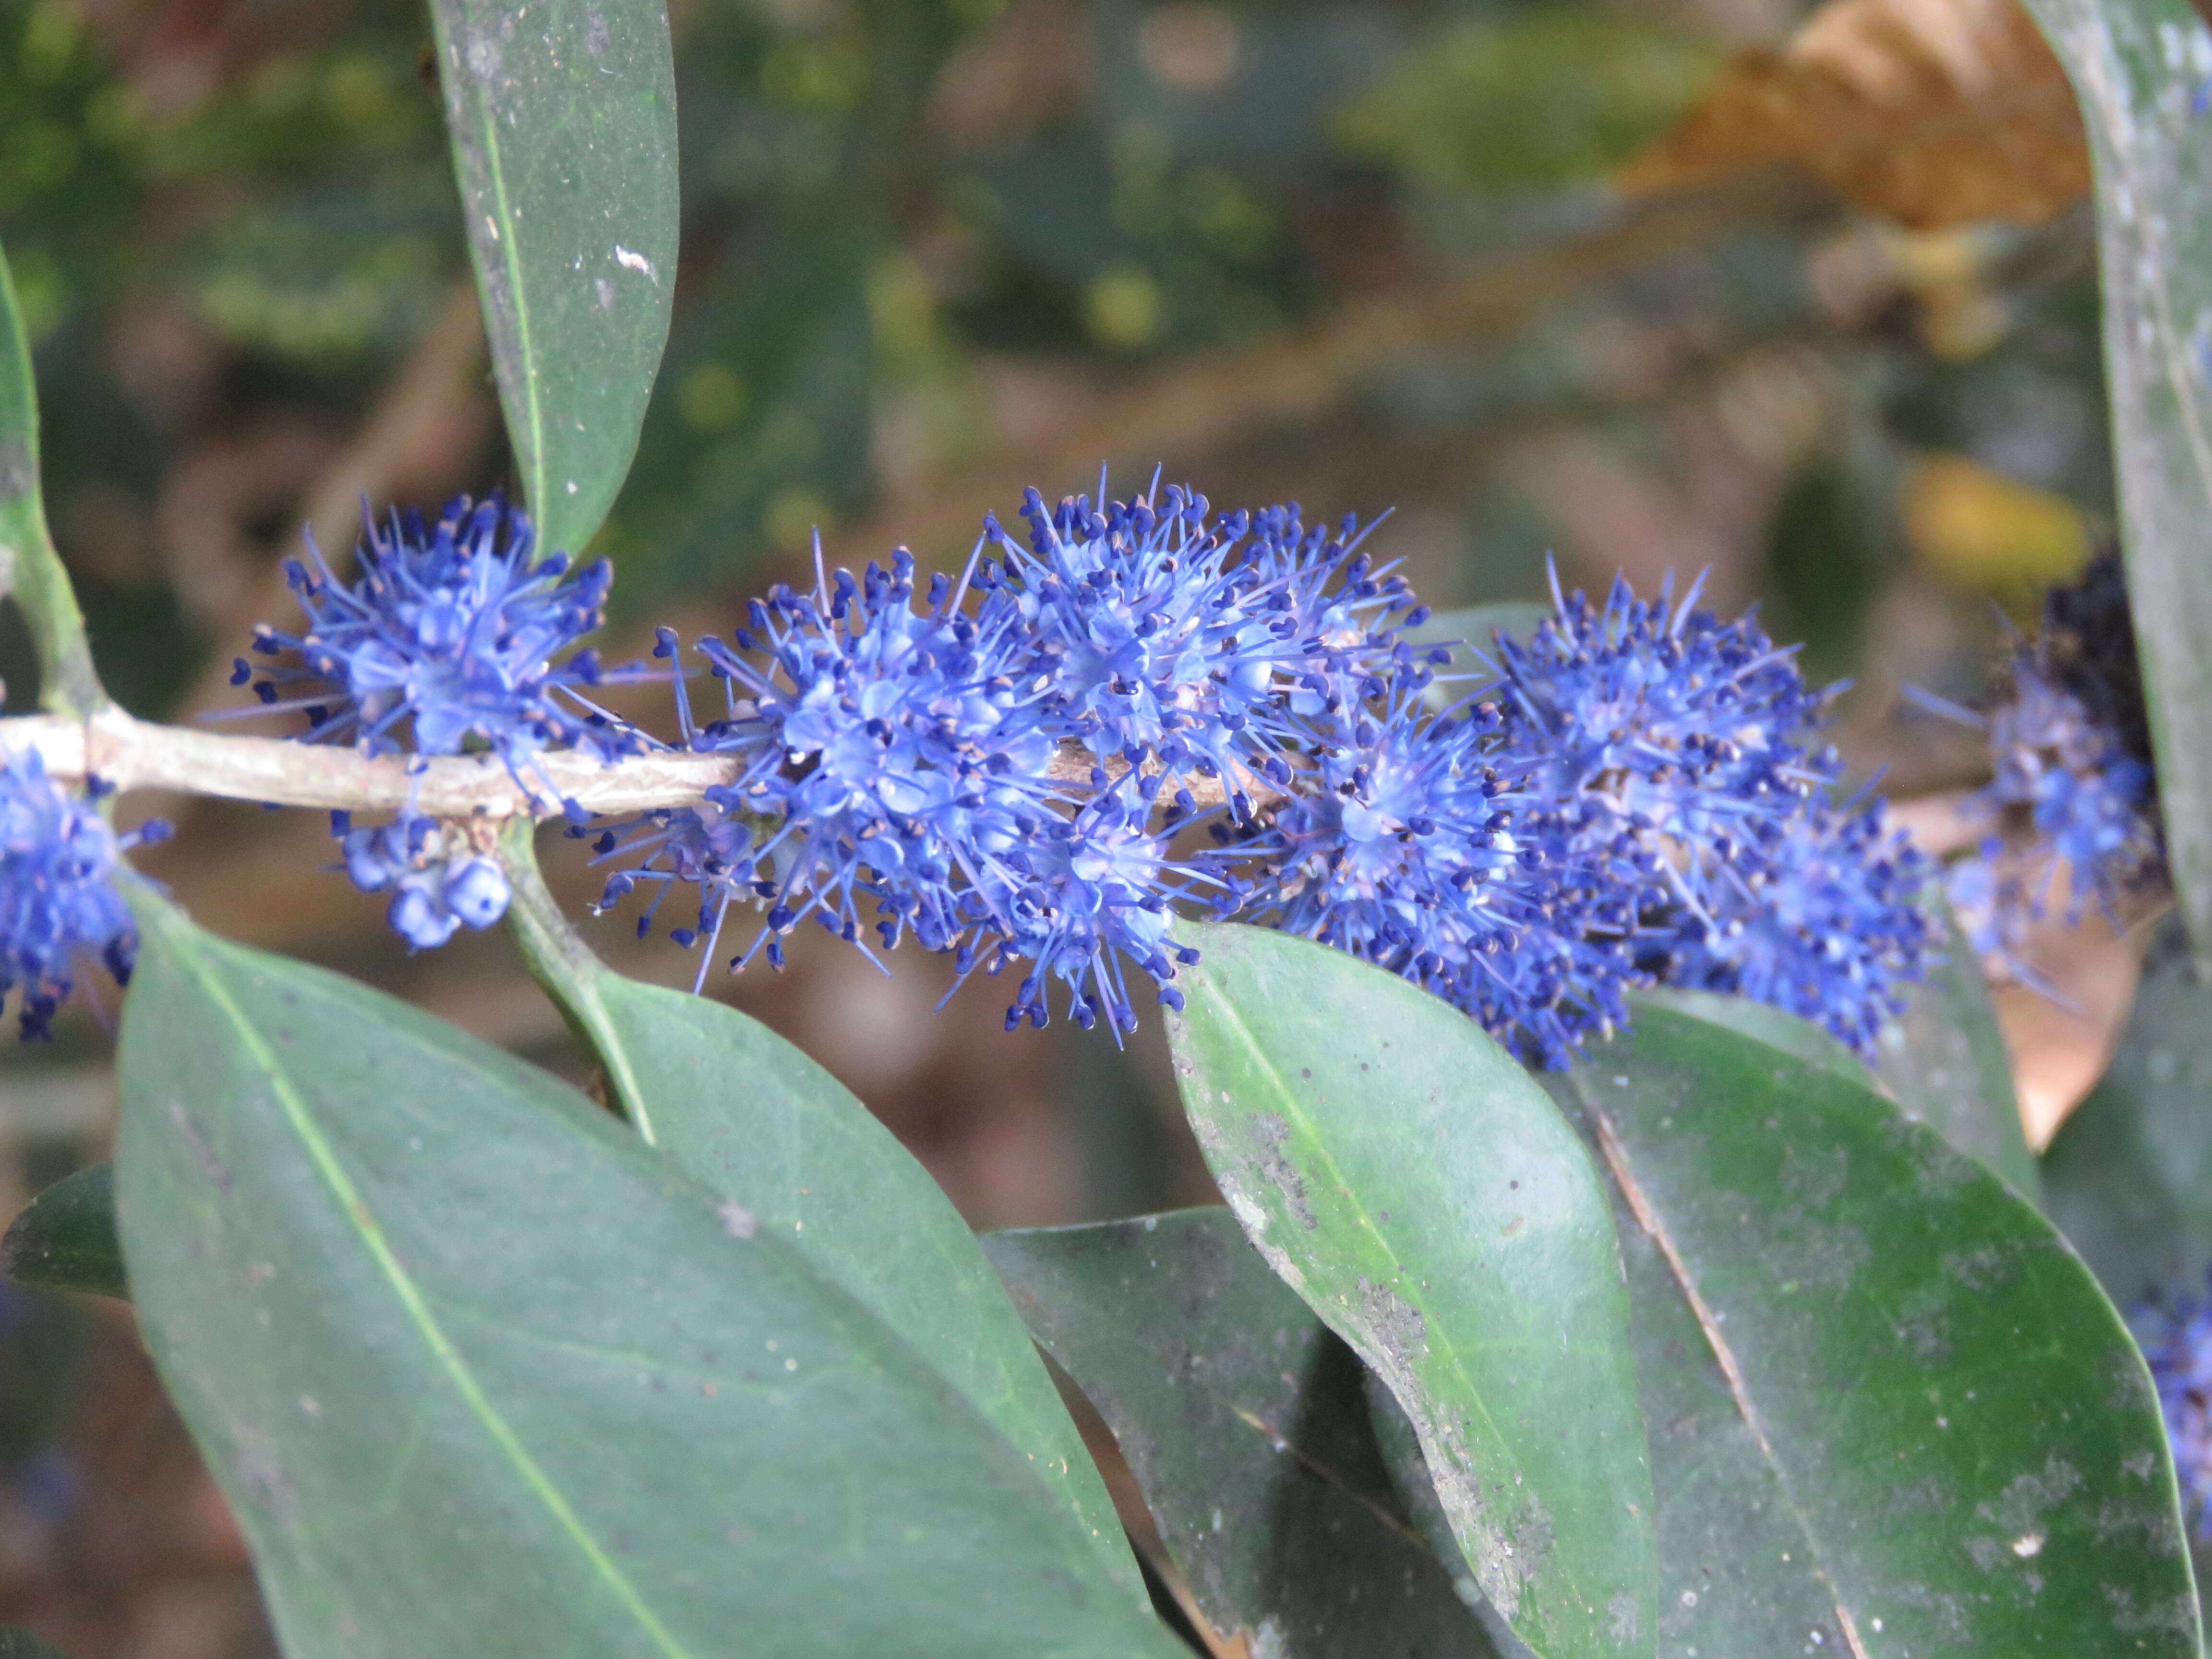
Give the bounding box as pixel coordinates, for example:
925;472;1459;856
0;0;2124;1653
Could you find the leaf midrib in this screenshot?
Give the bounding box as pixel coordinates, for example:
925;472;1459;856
1575;1071;1872;1659
162;918;696;1659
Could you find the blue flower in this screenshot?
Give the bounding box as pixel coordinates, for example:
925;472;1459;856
233;494;645;800
329;811;511;950
1484;566;1930;1054
2132;1275;2212;1538
1937;666;2160;985
961;776;1204;1034
1492;568;1831;891
592;541;1199;1030
1218;673;1636;1067
589;500;1930;1055
982;482;1421;817
1925;551;2163;979
1658;791;1933;1056
0;749;169;1039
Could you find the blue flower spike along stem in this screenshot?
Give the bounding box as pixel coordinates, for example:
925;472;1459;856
0;0;2202;1639
0;463;2201;1656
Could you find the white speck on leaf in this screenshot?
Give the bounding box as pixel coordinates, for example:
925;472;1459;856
613;244;657;281
720;1200;757;1239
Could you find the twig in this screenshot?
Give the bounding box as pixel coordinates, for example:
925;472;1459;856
0;707;1247;819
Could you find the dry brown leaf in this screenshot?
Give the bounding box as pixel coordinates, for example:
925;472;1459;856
1618;0;2090;228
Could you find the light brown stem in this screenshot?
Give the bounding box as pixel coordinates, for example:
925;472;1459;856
0;708;1255;819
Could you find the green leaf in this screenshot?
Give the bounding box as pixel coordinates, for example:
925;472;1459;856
983;1208;1511;1659
1872;900;2041;1202
1165;923;1655;1659
114;895;1182;1659
1552;1000;2200;1657
2043;926;2212;1306
2016;0;2212;968
1632;987;1871;1087
0;1163;124;1299
588;975;1150;1608
427;0;679;555
496;825;1144;1603
1638;918;2043;1204
0;237;102;716
0;1630;78;1658
1357;1378;1533;1657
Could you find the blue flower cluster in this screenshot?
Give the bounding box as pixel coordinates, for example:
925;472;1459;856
1940;553;2164;976
205;474;1932;1062
581;492;1926;1059
1213;568;1930;1061
331;811;511;949
2133;1277;2212;1539
0;749;169;1039
589;484;1412;1035
1217;674;1637;1068
231;494;645;806
1489;570;1930;1054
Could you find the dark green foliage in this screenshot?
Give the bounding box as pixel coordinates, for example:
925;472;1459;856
985;1207;1508;1659
111;893;1184;1659
1551;1001;2199;1657
1165;922;1656;1659
0;1161;121;1298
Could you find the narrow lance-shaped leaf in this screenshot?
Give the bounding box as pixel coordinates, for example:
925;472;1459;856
114;894;1184;1659
1551;1000;2199;1657
0;239;103;716
2017;0;2212;968
985;1208;1511;1659
498;825;1146;1605
428;0;679;555
1165;922;1656;1659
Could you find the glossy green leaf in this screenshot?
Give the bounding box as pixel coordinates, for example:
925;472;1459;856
2043;928;2212;1305
1165;922;1655;1659
984;1207;1509;1659
1358;1379;1537;1657
2017;0;2212;966
589;975;1148;1605
0;1162;123;1299
0;238;102;715
114;894;1182;1659
497;827;1144;1601
428;0;678;554
1872;902;2040;1201
1551;1000;2199;1657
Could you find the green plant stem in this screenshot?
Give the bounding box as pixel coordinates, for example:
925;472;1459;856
497;818;655;1139
0;243;106;720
